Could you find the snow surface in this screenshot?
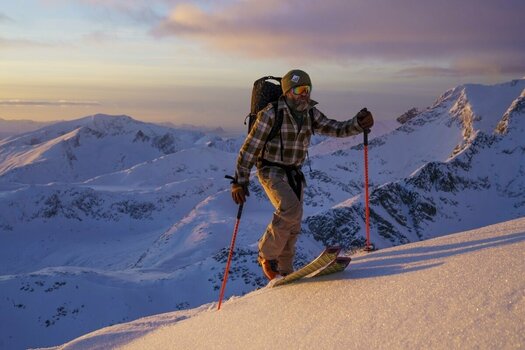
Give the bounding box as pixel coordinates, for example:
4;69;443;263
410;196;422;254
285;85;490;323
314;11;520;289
44;217;525;350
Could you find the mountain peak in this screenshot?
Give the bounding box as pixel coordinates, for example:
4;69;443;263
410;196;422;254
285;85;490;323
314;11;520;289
0;113;208;184
495;90;525;135
396;107;420;124
74;114;143;134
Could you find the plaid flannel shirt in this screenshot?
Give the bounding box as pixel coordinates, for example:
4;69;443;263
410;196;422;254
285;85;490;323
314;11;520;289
235;96;364;185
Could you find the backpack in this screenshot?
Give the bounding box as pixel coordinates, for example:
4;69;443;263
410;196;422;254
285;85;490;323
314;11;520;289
244;76;315;145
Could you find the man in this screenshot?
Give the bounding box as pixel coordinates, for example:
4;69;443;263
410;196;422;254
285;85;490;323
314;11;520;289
231;69;374;280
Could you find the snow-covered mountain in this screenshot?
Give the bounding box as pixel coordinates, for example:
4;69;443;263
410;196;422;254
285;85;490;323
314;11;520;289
305;79;525;250
0;114;210;184
0;79;524;349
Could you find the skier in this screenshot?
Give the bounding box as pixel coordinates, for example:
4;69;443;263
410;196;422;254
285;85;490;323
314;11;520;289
231;69;374;280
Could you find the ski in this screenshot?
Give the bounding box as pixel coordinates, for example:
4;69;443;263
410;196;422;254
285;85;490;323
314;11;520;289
309;256;351;278
269;246;341;287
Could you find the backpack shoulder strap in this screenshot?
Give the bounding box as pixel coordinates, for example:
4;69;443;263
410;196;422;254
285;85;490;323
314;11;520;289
309;108;315;135
266;102;283;142
261;102;284;161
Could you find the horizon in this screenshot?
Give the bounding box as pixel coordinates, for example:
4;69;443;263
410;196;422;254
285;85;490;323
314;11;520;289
1;1;524;130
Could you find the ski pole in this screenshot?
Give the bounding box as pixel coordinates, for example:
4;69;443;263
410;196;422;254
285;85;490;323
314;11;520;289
218;176;244;310
363;125;374;252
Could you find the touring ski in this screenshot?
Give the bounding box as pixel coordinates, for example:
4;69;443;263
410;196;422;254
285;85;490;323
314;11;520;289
269;246;341;287
309;256;351;278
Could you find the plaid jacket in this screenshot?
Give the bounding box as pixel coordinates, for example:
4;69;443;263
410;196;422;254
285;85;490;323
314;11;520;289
235;96;364;185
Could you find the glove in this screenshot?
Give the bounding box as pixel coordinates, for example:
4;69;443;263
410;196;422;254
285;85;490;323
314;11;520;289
356;108;374;129
231;183;249;205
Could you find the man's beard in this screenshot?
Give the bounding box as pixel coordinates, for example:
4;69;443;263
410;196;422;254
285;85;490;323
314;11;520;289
287;96;310;113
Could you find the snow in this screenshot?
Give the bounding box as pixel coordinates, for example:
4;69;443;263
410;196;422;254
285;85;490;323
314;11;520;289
452;81;524;134
1;79;525;349
44;217;525;350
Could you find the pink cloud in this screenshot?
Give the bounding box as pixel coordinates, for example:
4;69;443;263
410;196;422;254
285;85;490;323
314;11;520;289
398;56;525;78
0;100;101;106
151;0;525;76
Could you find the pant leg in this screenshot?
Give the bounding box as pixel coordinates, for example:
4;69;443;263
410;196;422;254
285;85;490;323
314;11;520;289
276;231;300;275
257;171;303;273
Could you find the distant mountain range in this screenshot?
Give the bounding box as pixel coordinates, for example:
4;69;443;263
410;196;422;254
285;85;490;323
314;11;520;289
1;79;524;349
0;118;56;139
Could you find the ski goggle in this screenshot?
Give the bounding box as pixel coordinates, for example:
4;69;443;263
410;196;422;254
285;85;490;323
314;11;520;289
291;85;311;95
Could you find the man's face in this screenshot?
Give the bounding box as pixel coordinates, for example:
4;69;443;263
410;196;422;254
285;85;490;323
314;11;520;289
285;85;311;112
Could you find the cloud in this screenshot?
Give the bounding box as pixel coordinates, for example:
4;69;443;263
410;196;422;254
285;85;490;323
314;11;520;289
151;0;525;75
0;100;101;107
81;30;118;44
0;36;53;48
65;0;164;24
0;12;14;22
398;56;525;78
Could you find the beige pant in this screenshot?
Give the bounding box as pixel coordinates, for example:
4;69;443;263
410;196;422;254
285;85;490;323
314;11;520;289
257;170;303;275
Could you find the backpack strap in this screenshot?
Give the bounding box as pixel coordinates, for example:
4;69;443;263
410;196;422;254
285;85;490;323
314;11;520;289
261;102;284;161
266;102;283;144
309;108;315;135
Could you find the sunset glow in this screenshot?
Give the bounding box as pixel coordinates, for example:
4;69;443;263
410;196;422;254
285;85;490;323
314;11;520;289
1;0;523;130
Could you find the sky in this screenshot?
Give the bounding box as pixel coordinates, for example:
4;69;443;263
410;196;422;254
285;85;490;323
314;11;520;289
1;0;524;131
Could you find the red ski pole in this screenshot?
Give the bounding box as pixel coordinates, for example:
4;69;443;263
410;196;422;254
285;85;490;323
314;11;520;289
363;127;375;252
217;202;243;310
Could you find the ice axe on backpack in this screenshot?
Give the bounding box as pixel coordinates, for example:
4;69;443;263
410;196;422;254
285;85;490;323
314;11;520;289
217;175;244;310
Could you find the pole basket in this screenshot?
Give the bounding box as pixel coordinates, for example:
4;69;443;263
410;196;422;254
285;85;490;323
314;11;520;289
363;243;376;252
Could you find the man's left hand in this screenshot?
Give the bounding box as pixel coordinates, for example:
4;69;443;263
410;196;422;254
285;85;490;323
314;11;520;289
356;108;374;129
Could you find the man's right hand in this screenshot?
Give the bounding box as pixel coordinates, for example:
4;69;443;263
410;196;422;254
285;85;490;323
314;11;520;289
231;183;249;204
356;108;374;129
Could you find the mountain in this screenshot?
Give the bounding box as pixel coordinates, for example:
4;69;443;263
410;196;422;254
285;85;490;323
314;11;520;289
396;107;420;124
155;121;228;135
0;79;524;349
46;217;525;350
0;118;57;140
305;79;525;249
0;114;208;184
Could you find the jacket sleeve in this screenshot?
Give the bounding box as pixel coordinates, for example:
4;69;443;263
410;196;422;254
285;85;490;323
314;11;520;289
311;108;364;137
235;108;274;185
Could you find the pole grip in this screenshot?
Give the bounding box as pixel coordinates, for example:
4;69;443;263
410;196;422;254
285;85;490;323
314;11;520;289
236;203;244;219
363;128;370;146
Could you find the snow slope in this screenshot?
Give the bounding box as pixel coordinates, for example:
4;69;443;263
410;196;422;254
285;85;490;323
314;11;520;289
45;217;525;350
